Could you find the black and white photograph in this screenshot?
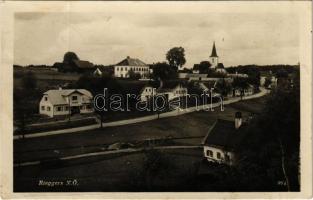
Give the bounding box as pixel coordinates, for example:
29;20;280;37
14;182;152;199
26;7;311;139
0;1;312;198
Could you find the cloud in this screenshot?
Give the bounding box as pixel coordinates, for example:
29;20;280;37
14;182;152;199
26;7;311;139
14;10;300;67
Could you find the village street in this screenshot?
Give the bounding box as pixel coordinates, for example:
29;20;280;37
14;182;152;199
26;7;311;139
14;92;268;167
14;87;268;140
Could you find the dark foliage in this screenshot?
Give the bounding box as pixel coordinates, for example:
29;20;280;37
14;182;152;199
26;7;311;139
151;62;178;80
235;71;300;191
166;47;186;70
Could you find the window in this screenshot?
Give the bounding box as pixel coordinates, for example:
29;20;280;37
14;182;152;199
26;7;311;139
44;97;48;101
117;67;119;71
57;106;62;111
41;106;45;111
86;105;92;109
65;106;69;111
72;96;78;101
47;106;51;111
216;152;221;159
121;74;123;78
206;150;213;157
121;67;123;71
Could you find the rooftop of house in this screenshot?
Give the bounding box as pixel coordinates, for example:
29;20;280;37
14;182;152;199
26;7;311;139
116;56;147;66
216;63;225;69
203;119;248;151
43;89;93;105
157;80;187;93
193;64;200;71
73;60;95;69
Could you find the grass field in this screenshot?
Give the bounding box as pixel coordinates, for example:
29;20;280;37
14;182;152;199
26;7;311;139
14;97;264;163
13;78;269;191
14;148;203;192
14;68;81;90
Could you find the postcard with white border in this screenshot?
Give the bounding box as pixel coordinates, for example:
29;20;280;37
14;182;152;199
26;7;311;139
0;1;312;199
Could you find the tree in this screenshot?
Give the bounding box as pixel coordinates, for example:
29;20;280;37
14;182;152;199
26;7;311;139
166;47;186;71
199;61;212;74
215;78;232;97
237;72;300;191
128;69;141;80
63;52;79;65
151;62;177;80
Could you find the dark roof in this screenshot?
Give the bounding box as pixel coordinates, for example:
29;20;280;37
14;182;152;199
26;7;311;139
121;81;159;95
116;56;147;66
203;119;247;151
95;65;114;73
157;80;187;93
217;63;224;69
73;60;94;69
193;64;200;70
210;42;218;57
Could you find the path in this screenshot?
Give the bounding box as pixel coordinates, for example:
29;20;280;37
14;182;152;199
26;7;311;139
14;87;269;140
14;145;202;167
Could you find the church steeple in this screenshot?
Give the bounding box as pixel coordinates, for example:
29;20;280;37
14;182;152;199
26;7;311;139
210;42;219;68
210;42;218;57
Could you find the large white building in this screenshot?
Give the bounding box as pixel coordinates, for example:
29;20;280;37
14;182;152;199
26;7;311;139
39;88;93;117
114;56;150;78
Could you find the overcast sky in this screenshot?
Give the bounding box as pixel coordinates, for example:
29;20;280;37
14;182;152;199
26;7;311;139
14;9;299;68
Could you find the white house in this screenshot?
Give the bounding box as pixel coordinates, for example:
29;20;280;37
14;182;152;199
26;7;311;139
260;71;277;88
39;88;93;117
232;84;254;97
156;82;188;101
114;56;150;79
139;86;156;102
202;112;247;166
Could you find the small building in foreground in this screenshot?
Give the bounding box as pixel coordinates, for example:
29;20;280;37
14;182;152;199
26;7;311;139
202;112;247;166
39;88;93;117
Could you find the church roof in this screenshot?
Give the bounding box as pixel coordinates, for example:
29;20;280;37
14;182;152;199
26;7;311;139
210;42;218;57
216;63;224;69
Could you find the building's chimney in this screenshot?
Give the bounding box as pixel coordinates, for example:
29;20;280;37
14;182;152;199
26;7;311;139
235;112;242;129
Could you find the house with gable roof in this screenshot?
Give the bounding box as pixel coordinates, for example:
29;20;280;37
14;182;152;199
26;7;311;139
114;56;150;79
202;112;248;166
156;80;188;101
39;88;93;117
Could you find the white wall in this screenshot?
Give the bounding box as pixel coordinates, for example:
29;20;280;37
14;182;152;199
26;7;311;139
114;65;150;78
53;105;70;116
39;95;54;117
203;145;235;166
39;92;93;117
140;86;155;102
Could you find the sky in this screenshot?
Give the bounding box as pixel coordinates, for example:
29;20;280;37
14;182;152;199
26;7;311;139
14;8;300;68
